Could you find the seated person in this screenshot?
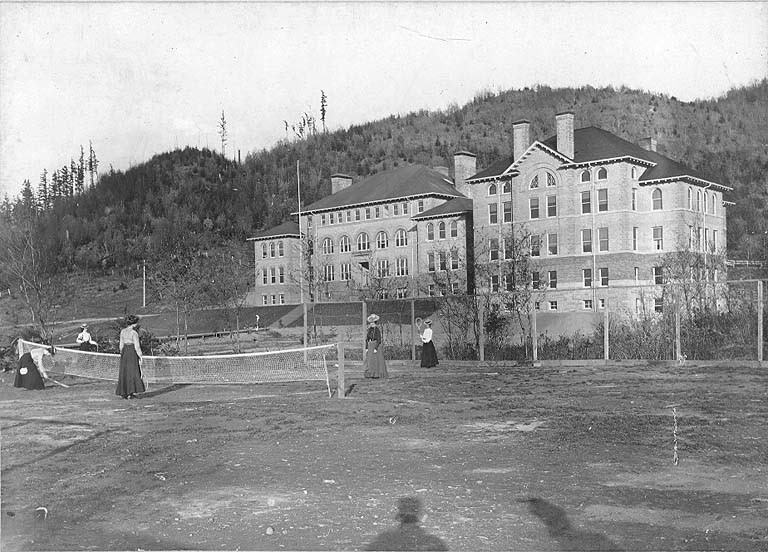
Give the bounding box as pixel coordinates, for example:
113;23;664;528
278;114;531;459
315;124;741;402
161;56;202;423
76;324;97;351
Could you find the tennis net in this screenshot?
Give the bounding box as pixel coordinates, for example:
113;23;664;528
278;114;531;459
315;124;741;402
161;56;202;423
18;339;335;393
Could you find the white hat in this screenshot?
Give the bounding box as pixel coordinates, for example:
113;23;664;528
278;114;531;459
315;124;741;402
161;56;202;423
367;314;380;323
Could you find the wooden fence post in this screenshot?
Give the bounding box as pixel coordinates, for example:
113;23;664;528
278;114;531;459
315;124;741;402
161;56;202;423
531;308;538;362
758;280;764;363
603;303;610;361
337;342;345;399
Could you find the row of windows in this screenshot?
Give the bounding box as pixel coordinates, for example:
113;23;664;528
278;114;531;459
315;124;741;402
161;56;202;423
687;187;717;215
261;267;286;285
427;251;460;272
486;166;642;197
426;221;459;241
262;293;286;305
260;241;285;259
321;258;412;281
321;229;410;254
314;200;425;227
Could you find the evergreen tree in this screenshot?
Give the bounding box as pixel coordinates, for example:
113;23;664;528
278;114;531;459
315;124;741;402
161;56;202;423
38;169;49;211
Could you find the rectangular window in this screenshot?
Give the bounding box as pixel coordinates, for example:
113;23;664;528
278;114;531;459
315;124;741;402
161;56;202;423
451;253;459;270
396;257;408;276
270;267;277;284
598;189;608;212
365;207;371;220
711;230;717;253
377;259;389;277
581;229;592;253
633;227;638;251
340;263;351;281
503;201;512;223
262;295;268;305
547;195;557;217
547;233;558;255
504;273;514;292
535;301;541;311
634;267;640;282
632;189;637;210
402;202;409;214
489;203;498;224
598;227;609;251
583;299;593;310
355;209;361;221
491;275;499;293
489;238;499;261
583;268;592;287
321;214;327;226
279;294;285;304
346;210;352;222
375;206;381;218
653;266;664;285
654;298;663;313
324;265;335;281
279;267;285;283
531;271;540;290
581;190;591;214
530;235;541;257
503;238;513;260
428;284;436;297
599;267;609;287
599;298;606;309
393;204;399;216
396;288;408;299
548;270;558;289
653;226;664;250
530;198;539;219
451;282;460;295
428;252;435;272
329;212;335;225
262;270;268;285
439;252;447;271
417;200;424;213
549;301;558;311
697;227;703;251
271;295;276;305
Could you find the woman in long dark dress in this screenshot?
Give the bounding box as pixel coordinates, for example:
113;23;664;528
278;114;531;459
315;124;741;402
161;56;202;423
116;315;145;399
363;314;388;379
14;348;51;390
420;319;439;368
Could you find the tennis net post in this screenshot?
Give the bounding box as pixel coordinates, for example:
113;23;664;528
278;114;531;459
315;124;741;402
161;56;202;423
337;342;345;399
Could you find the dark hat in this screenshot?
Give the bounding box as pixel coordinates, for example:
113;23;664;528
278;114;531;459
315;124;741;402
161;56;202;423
124;314;140;326
395;497;421;524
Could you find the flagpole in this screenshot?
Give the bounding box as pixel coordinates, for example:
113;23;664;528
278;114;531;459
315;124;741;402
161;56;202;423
297;160;304;304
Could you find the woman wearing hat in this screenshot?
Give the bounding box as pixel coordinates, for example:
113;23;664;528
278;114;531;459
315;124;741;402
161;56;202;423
116;315;145;399
420;319;439;368
76;324;97;351
363;314;388;379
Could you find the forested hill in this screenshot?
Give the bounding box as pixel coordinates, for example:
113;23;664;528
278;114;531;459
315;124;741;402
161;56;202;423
7;80;768;270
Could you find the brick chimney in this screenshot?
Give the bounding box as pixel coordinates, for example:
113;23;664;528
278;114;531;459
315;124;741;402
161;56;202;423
453;151;477;199
555;111;575;159
331;174;353;195
639;137;657;152
512;120;532;162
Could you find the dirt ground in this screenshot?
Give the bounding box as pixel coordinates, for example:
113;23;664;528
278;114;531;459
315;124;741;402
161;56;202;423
1;360;767;551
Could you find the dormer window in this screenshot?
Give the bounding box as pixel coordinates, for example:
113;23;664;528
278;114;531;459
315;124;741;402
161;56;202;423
580;170;591;183
597;167;607;180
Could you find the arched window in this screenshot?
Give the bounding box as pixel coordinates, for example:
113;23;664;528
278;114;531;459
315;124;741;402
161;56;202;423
502;181;511;194
688;187;692;210
580;170;591;183
697;190;702;211
427;223;434;241
704;192;709;214
488;183;497;195
711;194;716;215
376;231;388;249
340;235;351;252
322;237;334;255
395;229;408;247
438;221;446;239
652;188;663;210
597;167;607;180
450;221;458;238
631;166;637;179
269;242;276;257
529;175;539;189
356;233;369;251
547;172;557;187
261;243;268;259
278;241;284;257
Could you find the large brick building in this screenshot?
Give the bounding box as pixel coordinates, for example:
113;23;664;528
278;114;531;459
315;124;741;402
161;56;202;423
248;112;730;313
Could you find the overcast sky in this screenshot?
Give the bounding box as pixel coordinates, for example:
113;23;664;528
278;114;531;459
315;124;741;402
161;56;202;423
1;2;766;198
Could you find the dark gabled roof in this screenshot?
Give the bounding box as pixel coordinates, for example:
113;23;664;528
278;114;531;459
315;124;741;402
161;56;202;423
247;220;300;241
469;155;515;181
541;126;727;188
300;164;461;213
412;197;473;220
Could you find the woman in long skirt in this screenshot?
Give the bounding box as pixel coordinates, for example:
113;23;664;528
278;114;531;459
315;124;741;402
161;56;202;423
363;314;388;379
420;319;439;368
15;348;51;390
116;314;145;399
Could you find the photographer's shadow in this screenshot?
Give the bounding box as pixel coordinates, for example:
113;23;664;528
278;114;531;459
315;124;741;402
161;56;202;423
365;496;448;551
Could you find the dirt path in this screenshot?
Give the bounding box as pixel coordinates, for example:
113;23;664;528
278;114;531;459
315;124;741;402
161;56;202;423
1;362;767;551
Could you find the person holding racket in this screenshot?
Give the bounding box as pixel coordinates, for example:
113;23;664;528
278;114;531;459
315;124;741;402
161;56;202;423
419;319;439;368
116;314;145;399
